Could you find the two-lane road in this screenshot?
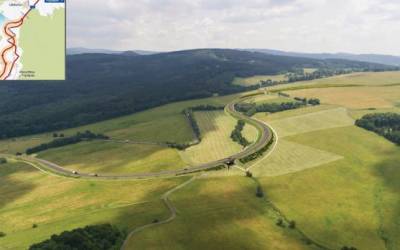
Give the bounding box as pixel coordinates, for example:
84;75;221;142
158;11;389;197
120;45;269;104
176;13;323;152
9;93;274;180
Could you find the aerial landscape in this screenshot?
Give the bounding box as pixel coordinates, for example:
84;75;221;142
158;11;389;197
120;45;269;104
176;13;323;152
1;0;400;250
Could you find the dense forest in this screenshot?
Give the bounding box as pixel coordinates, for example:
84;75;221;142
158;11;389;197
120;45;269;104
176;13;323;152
0;49;395;139
355;113;400;145
29;224;125;250
26;131;109;155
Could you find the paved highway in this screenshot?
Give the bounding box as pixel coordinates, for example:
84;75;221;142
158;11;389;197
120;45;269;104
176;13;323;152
10;93;274;180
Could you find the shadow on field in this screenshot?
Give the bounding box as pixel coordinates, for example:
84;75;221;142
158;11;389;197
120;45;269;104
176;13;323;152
192;111;222;138
0;162;37;209
372;154;400;248
120;176;311;249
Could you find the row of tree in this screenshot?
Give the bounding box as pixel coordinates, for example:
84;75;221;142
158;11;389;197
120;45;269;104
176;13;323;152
26;131;109;155
355;113;400;145
236;97;321;116
235;101;302;116
294;97;321;106
182;109;201;142
240;134;275;164
29;224;125;250
230;120;250;147
179;105;225;146
190;105;225;111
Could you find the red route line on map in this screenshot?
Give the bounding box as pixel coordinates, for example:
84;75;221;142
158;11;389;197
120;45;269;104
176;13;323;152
0;0;40;80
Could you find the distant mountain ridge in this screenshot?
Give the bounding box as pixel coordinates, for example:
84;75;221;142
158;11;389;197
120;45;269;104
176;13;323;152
68;47;400;66
67;47;158;56
245;49;400;66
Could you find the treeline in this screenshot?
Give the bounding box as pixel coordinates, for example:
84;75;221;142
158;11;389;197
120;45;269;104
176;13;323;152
182;109;201;142
231;120;250;147
0;49;394;140
29;224;125;250
190;105;225;111
179;105;225;146
258;67;395;88
287;68;353;83
355;113;400;145
26;131;109;155
240;134;275;164
235;98;320;116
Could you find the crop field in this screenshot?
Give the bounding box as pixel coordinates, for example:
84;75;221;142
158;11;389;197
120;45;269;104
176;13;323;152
259;126;400;249
269;71;400;92
286;86;400;109
59;94;238;143
180;111;257;165
1;71;400;250
0;94;239;157
266;107;355;137
126;176;319;250
0;160;188;249
233;74;288;87
241;93;281;104
38;141;187;174
252;139;342;177
254;104;337;121
304;68;318;74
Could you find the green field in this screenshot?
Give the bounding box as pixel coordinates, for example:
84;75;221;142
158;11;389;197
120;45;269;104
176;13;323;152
0;160;188;249
233;74;288;87
252;139;342;177
260;126;400;249
304;68;318;74
268;71;400;92
241;94;293;106
0;94;239;157
38;141;187;174
266;107;354;137
1;71;400;249
125;176;319;250
180;111;257;165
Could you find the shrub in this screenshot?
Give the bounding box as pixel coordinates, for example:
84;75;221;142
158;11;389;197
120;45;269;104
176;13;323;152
342;247;357;250
256;186;264;198
0;158;7;164
276;219;284;227
32;224;38;229
246;171;253;178
0;232;6;238
288;220;296;229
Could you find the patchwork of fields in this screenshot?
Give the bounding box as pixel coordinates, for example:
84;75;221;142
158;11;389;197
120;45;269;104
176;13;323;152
0;71;399;249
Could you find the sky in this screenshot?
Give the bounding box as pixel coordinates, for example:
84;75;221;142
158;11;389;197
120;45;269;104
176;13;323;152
67;0;400;55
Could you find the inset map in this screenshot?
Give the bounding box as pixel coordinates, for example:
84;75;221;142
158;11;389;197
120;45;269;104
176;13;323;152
0;0;65;80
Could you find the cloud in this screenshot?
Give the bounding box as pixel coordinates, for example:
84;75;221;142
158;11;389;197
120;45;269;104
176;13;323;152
67;0;400;55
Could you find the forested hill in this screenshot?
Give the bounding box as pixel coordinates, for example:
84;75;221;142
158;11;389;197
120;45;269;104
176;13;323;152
0;49;395;139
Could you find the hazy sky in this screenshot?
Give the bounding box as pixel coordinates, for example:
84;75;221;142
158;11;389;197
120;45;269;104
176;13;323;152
68;0;400;55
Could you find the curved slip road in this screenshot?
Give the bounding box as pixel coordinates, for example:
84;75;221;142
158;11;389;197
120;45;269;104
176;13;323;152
8;93;274;180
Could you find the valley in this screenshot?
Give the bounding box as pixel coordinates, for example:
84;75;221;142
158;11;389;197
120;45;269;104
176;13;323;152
0;69;399;249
